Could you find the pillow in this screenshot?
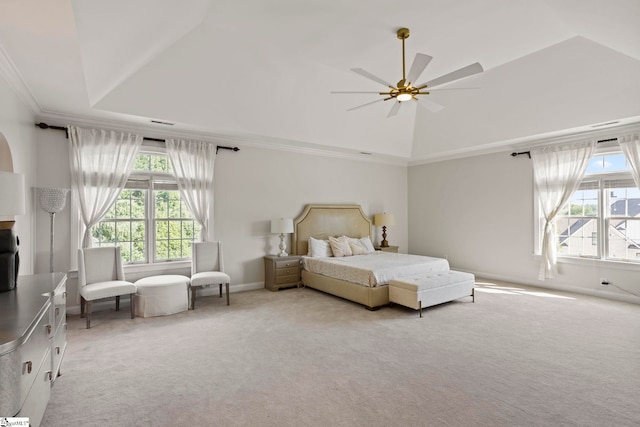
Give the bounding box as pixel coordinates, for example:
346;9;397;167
359;236;376;253
347;237;369;255
308;237;333;257
328;236;352;257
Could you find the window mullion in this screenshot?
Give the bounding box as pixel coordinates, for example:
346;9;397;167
148;176;155;264
599;182;607;260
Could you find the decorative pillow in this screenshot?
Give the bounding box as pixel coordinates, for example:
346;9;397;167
359;236;376;253
308;237;333;257
347;237;369;255
328;236;353;257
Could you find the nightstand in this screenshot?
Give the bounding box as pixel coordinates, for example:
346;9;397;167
375;245;399;253
264;255;302;291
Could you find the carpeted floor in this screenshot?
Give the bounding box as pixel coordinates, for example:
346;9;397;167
42;280;640;427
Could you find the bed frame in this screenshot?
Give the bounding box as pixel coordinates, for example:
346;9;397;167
291;204;389;309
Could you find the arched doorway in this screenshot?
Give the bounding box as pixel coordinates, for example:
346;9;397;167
0;131;20;291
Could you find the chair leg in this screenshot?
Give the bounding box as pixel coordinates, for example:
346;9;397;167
130;293;136;318
219;283;222;298
86;300;93;329
190;286;197;310
80;296;86;318
225;283;230;306
115;295;120;311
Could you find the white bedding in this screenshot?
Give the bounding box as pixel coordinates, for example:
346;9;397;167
302;252;450;287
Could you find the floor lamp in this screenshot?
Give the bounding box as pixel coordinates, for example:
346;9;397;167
37;188;69;273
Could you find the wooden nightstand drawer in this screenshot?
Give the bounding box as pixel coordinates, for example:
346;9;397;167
275;274;299;285
276;267;300;277
275;259;300;269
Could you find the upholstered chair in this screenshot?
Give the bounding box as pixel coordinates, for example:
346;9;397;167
78;246;137;329
190;241;230;309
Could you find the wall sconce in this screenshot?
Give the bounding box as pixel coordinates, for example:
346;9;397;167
271;218;294;257
373;212;395;248
0;172;25;291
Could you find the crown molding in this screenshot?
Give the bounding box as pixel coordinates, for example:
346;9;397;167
408;118;640;166
0;42;41;115
36;110;409;167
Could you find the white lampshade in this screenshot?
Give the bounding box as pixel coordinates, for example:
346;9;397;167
0;172;25;216
373;213;395;226
271;218;294;234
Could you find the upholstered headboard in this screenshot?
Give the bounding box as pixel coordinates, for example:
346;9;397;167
291;204;372;255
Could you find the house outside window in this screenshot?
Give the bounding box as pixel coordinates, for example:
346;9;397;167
552;152;640;263
91;152;201;264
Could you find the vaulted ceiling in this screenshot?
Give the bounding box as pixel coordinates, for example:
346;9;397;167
1;0;639;163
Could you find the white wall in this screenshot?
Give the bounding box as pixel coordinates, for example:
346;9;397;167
0;74;37;275
214;146;407;285
33;127;408;309
408;151;640;303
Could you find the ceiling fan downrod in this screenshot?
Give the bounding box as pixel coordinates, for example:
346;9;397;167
397;27;410;85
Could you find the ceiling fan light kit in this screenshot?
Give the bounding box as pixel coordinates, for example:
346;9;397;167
332;27;484;117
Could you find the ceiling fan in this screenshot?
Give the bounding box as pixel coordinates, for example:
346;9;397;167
332;28;483;118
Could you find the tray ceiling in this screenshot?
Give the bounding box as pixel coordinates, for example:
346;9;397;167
0;0;638;162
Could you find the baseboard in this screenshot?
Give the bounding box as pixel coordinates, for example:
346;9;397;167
471;270;640;305
67;281;266;315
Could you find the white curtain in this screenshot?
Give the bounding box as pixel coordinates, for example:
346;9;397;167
68;126;143;248
531;140;596;280
165;139;216;240
619;133;640;189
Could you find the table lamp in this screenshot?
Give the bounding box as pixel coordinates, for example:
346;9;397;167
373;212;395;248
271;218;294;257
0;172;25;291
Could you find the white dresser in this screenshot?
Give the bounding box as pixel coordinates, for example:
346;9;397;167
0;273;67;427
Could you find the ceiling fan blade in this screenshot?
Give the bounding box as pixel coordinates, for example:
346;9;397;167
347;98;385;112
417;97;445;113
331;91;384;94
351;68;393;88
406;53;433;85
416;62;484;89
387;101;402;118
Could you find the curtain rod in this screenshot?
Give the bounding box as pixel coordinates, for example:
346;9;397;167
35;122;240;154
510;137;619;159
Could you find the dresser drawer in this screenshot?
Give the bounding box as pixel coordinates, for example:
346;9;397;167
17;347;52;427
52;282;66;330
18;308;51;410
52;322;66;382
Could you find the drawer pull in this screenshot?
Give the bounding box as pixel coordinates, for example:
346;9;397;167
56;346;61;354
46;370;53;381
25;361;32;374
55;307;60;316
46;324;52;335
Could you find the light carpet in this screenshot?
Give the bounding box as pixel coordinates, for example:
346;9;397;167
42;280;640;427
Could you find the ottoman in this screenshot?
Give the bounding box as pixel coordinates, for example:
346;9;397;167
134;275;190;317
389;270;475;317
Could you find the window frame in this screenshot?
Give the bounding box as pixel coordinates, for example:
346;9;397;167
534;140;640;268
87;148;202;266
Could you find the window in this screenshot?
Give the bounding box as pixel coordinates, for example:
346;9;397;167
552;152;640;263
92;153;201;264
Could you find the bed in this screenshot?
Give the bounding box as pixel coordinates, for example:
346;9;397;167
291;204;450;309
